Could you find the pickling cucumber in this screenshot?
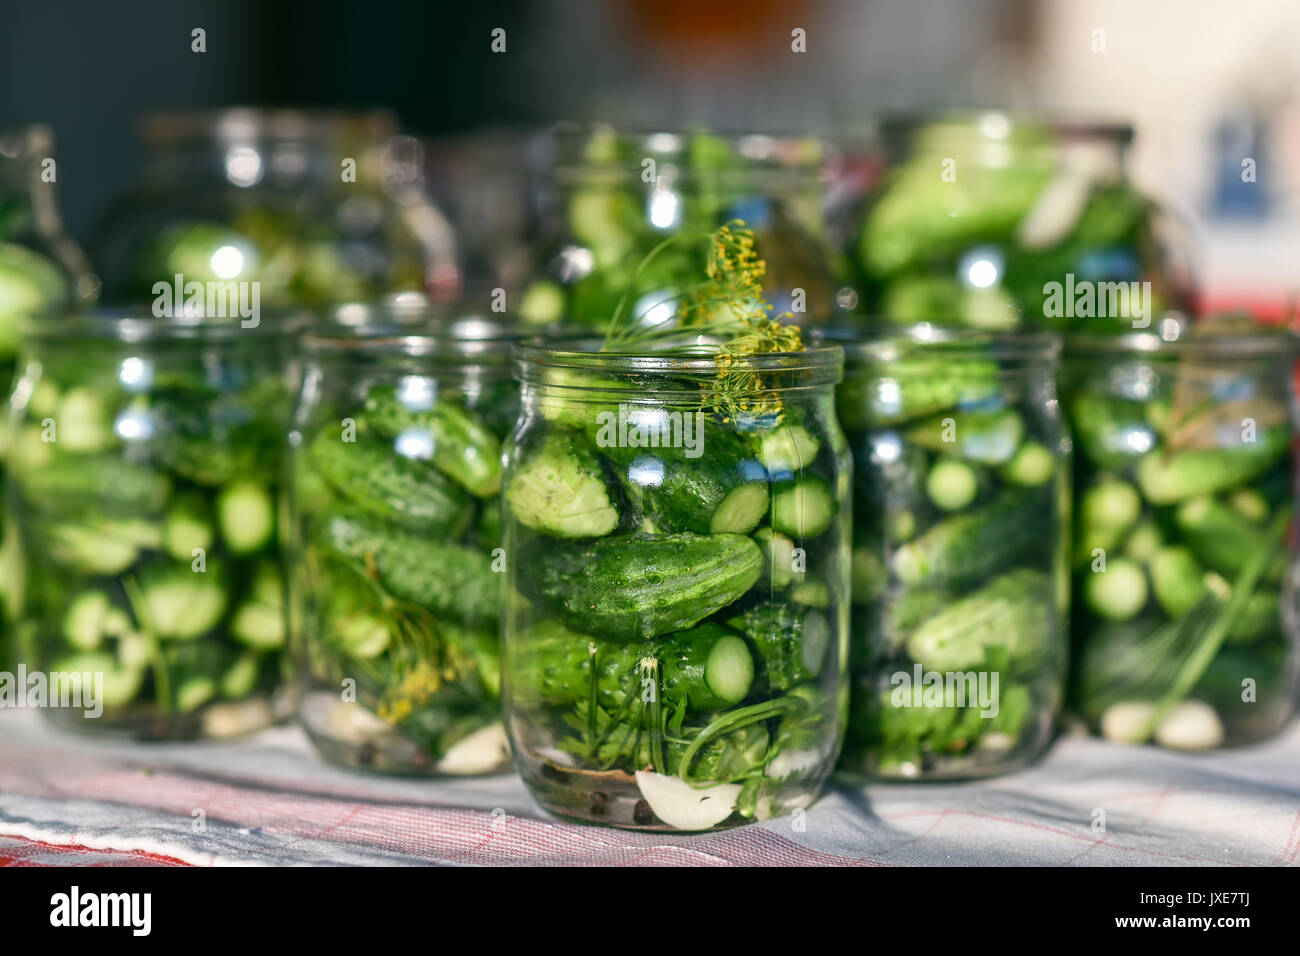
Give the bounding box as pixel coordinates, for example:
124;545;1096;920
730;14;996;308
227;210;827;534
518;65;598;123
309;431;471;536
905;569;1052;672
1149;545;1204;619
893;488;1042;587
362;388;503;497
519;532;763;641
1174;496;1259;577
727;601;829;691
905;408;1023;465
660;623;755;710
318;509;500;627
613;422;769;535
23;456;172;515
1135;428;1289;504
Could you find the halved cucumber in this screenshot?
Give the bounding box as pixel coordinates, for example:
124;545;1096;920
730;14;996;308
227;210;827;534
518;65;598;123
709;483;769;534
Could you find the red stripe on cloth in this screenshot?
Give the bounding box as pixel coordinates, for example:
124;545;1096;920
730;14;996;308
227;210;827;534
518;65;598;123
0;742;878;866
0;835;190;867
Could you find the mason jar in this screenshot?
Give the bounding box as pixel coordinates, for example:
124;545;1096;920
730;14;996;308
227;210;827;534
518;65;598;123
0;125;100;670
1064;316;1300;750
501;340;850;830
517;125;840;329
289;304;518;776
831;322;1068;779
850;112;1193;331
92;108;458;308
9;309;295;738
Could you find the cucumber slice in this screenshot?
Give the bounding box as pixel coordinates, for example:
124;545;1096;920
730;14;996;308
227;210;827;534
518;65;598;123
754;527;797;590
231;601;285;650
217;481;275;554
337;613;390;659
1084;556;1148;621
518;280;565;326
703;633;755;706
771;478;835;538
220;652;262;699
799;611;830;675
175;675;217;714
163;492;214;561
1122;519;1163;563
926;458;978;511
1000;441;1054;486
756;424;821;474
1227;488;1269;523
140;566;228;640
790;580;829;608
52;653;144;711
63;591;130;651
48;524;140;576
709;483;769;534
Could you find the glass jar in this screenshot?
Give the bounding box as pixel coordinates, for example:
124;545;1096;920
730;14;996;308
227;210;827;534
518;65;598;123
851;112;1193;332
1064;317;1300;749
289;305;518;776
501;340;850;830
831;322;1068;779
416;130;539;298
9;310;295;738
1;125;99;670
92;108;458;308
517;126;840;329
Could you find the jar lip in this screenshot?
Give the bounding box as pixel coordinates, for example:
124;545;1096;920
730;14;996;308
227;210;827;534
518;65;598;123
1066;325;1300;358
140;108;398;145
880;110;1134;146
301;298;525;358
22;307;307;342
547;123;833;185
820;319;1061;362
513;335;844;386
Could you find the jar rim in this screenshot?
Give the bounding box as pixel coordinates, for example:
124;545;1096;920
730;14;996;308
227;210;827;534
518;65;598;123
22;307;307;343
140;108;398;145
301;299;524;359
820;320;1061;363
1065;323;1300;358
547;123;834;186
880;110;1134;146
513;335;844;388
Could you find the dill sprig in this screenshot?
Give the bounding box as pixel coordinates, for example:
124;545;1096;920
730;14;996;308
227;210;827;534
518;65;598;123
600;220;804;420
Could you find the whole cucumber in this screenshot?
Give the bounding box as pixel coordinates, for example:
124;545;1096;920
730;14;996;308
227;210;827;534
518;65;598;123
518;532;763;641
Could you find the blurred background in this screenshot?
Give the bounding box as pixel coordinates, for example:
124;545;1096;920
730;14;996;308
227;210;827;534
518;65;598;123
1;0;1298;314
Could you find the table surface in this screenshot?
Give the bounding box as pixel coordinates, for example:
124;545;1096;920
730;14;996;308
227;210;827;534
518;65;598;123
2;707;1298;866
